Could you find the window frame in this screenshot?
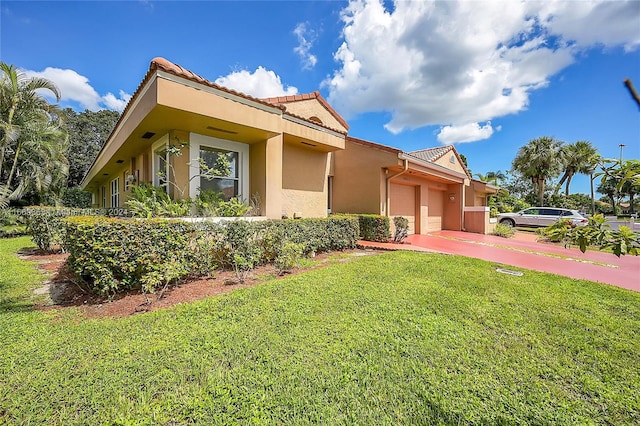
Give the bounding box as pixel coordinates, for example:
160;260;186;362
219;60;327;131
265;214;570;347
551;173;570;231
189;133;249;201
152;137;170;194
110;177;120;208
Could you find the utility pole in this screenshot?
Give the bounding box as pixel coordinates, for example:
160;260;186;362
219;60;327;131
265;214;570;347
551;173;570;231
619;143;626;163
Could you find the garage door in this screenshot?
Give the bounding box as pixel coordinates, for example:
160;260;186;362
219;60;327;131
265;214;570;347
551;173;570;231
390;183;416;234
427;189;443;231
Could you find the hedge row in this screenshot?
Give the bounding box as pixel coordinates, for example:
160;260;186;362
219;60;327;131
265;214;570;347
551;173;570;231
24;206;87;251
354;214;391;243
63;216;359;296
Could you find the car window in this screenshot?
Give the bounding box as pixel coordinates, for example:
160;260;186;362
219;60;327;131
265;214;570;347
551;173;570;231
561;210;573;216
541;209;561;216
523;209;539;215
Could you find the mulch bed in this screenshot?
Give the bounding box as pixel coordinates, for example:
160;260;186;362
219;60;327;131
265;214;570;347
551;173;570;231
20;248;378;319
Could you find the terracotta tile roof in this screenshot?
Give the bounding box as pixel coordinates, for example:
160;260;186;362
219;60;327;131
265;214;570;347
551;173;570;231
263;90;350;131
408;146;452;163
346;136;402;154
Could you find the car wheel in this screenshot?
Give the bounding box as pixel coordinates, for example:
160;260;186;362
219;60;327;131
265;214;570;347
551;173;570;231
500;218;515;227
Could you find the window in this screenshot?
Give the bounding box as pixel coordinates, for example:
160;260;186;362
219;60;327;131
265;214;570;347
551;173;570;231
153;148;168;192
110;178;120;207
101;186;106;208
123;170;131;192
199;146;239;201
189;134;249;201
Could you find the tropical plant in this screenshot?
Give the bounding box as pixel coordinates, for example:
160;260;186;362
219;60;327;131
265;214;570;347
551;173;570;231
475;170;506;186
555;140;600;196
0;62;68;206
393;216;409;243
492;222;516;238
512;136;565;206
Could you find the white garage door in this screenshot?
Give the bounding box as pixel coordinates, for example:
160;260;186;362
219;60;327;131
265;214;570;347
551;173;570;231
390;183;416;234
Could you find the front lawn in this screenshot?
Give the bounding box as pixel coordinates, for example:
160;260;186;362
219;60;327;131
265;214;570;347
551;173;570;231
1;236;639;424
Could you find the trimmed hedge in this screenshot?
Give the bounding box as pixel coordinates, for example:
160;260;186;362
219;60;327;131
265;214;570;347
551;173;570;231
336;214;390;242
358;214;391;242
63;216;359;295
24;206;86;251
64;216;198;295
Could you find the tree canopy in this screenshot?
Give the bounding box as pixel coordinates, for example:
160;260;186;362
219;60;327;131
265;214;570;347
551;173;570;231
512;136;565;206
0;62;68;206
63;108;120;188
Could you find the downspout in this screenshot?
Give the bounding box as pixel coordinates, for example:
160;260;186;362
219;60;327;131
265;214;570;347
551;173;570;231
384;158;409;216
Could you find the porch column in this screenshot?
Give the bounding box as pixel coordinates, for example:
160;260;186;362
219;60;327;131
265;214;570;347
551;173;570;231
264;134;284;219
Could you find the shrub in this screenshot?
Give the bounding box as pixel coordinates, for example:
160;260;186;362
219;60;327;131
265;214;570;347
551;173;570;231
539;214;640;257
492;223;516;238
0;209;28;238
353;214;390;242
126;184;191;218
64;216;198;296
393;216;409;243
259;217;359;255
274;241;304;275
63;215;359;296
24;206;85;252
538;218;573;243
194;189;251;217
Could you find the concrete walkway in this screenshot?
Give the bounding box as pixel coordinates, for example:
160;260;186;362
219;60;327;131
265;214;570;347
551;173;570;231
358;231;640;292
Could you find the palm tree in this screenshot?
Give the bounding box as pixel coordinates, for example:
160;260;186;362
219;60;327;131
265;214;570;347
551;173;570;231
474;170;505;186
0;62;67;206
555;140;600;196
512;136;565;206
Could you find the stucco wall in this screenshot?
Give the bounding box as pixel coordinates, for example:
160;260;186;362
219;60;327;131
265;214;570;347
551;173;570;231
332;140;398;215
433;151;468;175
282;142;329;218
280;99;348;132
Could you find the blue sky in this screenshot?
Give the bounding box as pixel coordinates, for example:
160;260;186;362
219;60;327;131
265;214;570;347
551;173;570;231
2;0;639;195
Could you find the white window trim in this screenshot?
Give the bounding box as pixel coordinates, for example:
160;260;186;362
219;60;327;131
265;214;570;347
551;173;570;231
110;177;120;208
151;136;170;192
189;133;249;201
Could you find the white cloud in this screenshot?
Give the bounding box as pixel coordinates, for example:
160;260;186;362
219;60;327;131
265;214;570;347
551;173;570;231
437;122;499;144
325;0;640;143
293;22;318;69
215;66;298;98
102;90;132;111
24;67;131;112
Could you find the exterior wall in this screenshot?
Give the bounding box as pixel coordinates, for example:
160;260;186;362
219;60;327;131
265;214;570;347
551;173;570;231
156;77;282;136
464;207;492;234
170;130;191;199
280;99;348;132
332;140;398;215
249;141;267;216
433;152;468;175
282;142;329;218
263;135;284;219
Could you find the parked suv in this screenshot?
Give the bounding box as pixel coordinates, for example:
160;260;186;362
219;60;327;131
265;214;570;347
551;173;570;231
497;207;588;228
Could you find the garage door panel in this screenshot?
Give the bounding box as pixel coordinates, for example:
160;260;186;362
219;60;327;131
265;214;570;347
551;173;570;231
390;183;416;234
427;189;443;231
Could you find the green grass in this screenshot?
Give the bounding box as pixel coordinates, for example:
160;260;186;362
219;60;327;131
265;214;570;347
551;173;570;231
1;236;639;425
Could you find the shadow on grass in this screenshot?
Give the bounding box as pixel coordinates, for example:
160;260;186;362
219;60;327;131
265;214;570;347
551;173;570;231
0;297;35;314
